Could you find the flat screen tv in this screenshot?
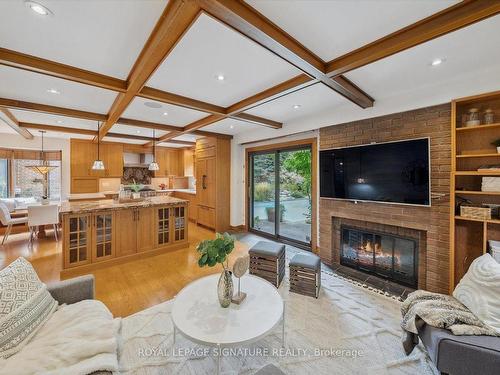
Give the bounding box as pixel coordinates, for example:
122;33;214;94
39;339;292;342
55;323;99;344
320;138;430;206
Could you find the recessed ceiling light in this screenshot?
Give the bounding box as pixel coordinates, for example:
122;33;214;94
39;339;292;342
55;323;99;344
430;58;445;66
144;101;162;109
136;130;141;134
25;1;52;16
56;120;63;124
230;125;234;129
47;88;60;94
216;74;225;81
163;112;168;116
293;104;301;110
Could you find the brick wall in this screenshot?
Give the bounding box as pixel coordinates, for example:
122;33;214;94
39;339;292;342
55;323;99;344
319;103;451;293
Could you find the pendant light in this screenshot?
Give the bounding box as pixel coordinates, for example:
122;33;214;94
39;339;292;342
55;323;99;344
25;130;58;175
148;129;159;171
91;121;105;170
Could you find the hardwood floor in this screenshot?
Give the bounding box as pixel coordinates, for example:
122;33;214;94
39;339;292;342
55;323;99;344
0;223;249;317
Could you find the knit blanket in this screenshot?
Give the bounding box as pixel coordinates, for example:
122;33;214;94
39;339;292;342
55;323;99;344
400;290;500;355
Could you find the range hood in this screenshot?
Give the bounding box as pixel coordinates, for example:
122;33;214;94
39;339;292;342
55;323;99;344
123;152;154;168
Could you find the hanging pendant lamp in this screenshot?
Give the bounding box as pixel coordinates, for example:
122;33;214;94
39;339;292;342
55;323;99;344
25;130;58;175
148;129;159;171
92;121;105;170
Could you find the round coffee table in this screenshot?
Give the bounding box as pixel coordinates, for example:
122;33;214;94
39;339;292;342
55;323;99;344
172;274;284;374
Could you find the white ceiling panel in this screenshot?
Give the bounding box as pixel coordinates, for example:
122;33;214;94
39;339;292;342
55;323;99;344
112;124;168;138
147;13;300;107
0;66;117;113
9;109;97;130
0;114;20;135
0;0;167;78
246;83;349;123
103;137;146;145
202;118;265;135
172;134;199;142
157;142;186;148
345;15;500;101
122;97;207;127
246;0;458;61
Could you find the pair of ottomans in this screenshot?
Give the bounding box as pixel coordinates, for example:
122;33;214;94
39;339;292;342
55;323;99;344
249;241;321;298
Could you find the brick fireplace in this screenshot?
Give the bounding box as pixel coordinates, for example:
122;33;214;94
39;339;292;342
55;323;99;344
319;103;451;294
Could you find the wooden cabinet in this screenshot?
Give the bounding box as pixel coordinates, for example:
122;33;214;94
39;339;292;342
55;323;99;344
156;206;171;246
115;209;137;257
154;149;182;177
71;139;97;178
101;143;123;177
137;207;155;252
173;192;197;221
92;211;115;262
195;137;230;231
63;213;92;268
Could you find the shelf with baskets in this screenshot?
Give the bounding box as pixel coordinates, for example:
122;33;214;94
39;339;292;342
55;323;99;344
450;90;500;293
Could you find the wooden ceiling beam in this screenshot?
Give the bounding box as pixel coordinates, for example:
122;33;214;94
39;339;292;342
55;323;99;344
326;0;500;77
0;97;107;121
231;113;281;129
0;107;34;139
199;0;374;108
0;48;127;92
19;122;96;136
98;0;201;140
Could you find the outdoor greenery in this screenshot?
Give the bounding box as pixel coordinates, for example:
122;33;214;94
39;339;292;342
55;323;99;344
196;232;235;270
254;182;273;201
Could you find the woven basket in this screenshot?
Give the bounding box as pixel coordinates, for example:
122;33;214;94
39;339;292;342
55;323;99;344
460;205;492;220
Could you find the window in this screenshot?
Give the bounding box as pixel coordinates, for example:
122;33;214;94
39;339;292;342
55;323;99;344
0;159;8;198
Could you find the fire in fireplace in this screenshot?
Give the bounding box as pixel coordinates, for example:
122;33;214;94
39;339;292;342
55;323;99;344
340;226;418;288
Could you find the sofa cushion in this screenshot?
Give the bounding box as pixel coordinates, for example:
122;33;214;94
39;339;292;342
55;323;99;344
453;254;500;333
0;258;57;358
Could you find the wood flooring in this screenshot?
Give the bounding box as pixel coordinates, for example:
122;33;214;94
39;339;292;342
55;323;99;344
0;223;249;317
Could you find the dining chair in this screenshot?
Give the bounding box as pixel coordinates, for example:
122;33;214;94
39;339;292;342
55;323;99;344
0;202;28;245
28;204;60;244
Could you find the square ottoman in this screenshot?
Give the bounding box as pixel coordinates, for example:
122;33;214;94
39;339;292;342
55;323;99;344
289;253;321;298
249;241;285;288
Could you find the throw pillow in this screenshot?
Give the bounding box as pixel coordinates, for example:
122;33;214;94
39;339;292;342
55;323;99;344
453;253;500;333
0;257;58;358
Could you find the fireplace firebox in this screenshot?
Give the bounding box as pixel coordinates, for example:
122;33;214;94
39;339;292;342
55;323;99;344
340;226;418;288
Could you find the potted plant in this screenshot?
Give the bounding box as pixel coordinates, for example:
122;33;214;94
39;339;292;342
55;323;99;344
265;204;286;222
492;139;500;154
196;232;235;307
130;179;143;199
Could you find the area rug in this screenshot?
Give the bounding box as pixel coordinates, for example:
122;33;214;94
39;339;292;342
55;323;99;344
117;249;437;375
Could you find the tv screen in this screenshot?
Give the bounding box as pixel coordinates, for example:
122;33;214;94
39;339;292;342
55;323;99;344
320;138;430;206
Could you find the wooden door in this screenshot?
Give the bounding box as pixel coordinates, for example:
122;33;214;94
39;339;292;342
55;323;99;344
156;206;171;247
196;158;207;205
205;157;216;208
136;207;155;252
92;211;115;262
173;205;187;242
64;213;92;268
71;140;96;177
115;209;137;256
103;143;123;177
154;149;168;177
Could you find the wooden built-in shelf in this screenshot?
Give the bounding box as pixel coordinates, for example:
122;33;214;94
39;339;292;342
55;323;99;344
454;171;500;176
456;122;500;132
454;216;500;225
456;153;500;158
455;190;500;196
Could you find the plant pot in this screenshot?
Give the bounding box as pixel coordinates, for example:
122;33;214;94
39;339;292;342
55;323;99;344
217;270;233;308
132;192;141;199
41;198;49;205
265;206;285;222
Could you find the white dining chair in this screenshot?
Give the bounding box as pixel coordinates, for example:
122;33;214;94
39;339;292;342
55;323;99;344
0;202;28;245
28;204;60;244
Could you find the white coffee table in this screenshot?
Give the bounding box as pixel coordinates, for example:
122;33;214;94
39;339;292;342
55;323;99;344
172;274;284;374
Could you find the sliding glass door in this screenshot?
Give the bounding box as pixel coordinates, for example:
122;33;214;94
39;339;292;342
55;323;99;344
249;146;312;249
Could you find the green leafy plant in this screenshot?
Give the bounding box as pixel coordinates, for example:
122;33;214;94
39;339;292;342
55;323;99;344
197;232;235;270
130;179;143;193
265;204;286;222
254;182;273;201
491;139;500;147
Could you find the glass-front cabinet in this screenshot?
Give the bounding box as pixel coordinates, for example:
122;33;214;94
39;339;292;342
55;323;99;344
64;213;92;268
157;207;171;246
92;211;115;262
173;206;186;242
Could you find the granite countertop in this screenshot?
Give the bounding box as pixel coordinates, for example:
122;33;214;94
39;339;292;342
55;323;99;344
60;196;188;214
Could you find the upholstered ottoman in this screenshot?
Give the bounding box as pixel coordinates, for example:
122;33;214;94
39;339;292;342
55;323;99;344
289;253;321;298
249;241;285;288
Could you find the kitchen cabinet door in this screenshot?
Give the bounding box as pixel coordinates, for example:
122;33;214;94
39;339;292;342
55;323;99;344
137;207;155;252
115;209;137;256
92;211;115;262
64;214;92;268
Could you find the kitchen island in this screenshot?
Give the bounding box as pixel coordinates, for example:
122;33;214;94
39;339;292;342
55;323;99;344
60;196;188;278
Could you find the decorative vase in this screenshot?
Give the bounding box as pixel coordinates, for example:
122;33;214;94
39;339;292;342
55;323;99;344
217;270;233;308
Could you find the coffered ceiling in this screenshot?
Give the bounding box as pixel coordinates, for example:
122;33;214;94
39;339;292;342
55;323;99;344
0;0;498;146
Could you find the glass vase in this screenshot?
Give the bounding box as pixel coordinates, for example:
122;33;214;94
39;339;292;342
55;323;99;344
217;269;233;308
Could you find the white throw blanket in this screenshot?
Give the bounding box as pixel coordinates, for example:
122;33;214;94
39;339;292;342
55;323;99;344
0;300;120;375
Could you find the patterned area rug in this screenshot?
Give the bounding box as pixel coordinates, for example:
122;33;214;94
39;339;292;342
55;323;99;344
118;250;437;375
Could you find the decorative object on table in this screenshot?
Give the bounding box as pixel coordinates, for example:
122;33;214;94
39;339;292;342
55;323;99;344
289;253;322;298
25;130;58;175
148;129;160;171
481;177;500;192
249;241;285;288
91;122;105;171
196;232;235;308
465;108;480;127
484;108;495;124
130;179;143;200
158;183;166;190
492;139;500;154
460;204;492;220
231;255;249;305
